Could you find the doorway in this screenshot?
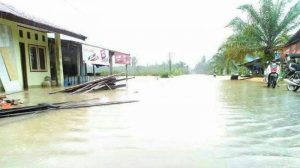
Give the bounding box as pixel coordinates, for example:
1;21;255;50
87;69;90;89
19;42;28;89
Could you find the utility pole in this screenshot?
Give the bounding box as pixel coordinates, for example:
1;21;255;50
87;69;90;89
168;52;172;73
125;64;128;80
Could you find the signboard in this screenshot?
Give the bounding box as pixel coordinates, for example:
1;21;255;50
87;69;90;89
82;44;109;66
114;52;130;65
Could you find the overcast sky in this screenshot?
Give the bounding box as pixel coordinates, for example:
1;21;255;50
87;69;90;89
2;0;255;67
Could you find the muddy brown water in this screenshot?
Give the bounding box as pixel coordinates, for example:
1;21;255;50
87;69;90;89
1;75;300;168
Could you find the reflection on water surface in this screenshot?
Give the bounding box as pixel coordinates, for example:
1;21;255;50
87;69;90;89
1;75;300;168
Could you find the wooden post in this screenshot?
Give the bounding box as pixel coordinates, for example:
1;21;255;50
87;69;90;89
125;64;128;80
109;51;114;75
54;33;64;86
169;52;172;74
93;64;95;77
76;44;81;76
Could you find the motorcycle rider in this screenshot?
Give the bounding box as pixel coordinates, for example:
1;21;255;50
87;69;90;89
265;59;280;87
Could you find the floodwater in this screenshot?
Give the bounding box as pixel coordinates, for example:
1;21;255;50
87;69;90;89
1;75;300;168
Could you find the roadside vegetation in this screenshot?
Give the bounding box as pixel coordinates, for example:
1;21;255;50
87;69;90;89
92;0;300;78
90;57;190;78
194;0;300;76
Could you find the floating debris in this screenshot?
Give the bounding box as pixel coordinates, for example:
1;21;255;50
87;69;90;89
0;99;139;118
49;74;133;95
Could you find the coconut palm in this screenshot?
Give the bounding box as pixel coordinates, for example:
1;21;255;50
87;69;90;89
209;51;238;75
227;0;300;61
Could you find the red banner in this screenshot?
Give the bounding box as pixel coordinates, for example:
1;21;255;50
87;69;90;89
114;52;131;65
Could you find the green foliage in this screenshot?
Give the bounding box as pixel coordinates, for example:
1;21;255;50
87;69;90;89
91;61;190;77
131;56;138;68
160;72;170;78
225;0;300;61
193;56;211;74
194;62;209;74
209;52;239;75
238;66;251;76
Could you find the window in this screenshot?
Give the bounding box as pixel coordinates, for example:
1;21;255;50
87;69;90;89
35;33;38;40
29;45;47;72
39;48;46;69
42;35;45;42
27;32;31;39
30;47;38;70
19;30;23;38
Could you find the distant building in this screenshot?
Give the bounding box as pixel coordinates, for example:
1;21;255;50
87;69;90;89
239;55;264;75
0;2;86;92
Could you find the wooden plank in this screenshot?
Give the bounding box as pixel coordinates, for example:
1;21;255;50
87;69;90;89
105;83;112;90
69;83;94;95
84;85;106;93
59;100;139;109
108;84;126;89
0;48;18;81
82;81;107;93
0;99;138;118
49;74;121;94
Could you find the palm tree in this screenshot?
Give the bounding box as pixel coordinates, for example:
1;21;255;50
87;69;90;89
209;51;238;75
227;0;300;61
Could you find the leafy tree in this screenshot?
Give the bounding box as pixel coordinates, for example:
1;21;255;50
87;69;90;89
209;51;239;75
226;0;300;61
194;56;210;74
174;61;190;74
201;56;206;63
131;56;138;68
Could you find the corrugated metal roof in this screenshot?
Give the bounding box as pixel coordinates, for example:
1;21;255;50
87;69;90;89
244;55;260;62
0;2;87;40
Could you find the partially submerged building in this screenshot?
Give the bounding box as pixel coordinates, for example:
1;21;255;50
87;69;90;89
0;2;86;92
238;56;264;75
48;39;86;77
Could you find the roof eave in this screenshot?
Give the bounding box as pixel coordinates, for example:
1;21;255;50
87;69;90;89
285;39;300;48
285;29;300;47
0;11;87;41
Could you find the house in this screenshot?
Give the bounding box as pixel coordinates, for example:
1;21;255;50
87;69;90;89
0;2;86;92
238;56;264;75
283;29;300;57
48;39;84;78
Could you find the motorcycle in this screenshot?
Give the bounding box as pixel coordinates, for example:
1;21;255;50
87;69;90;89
265;62;280;88
268;72;278;88
283;54;300;91
284;71;300;91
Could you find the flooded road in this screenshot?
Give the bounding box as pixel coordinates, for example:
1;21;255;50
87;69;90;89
1;75;300;168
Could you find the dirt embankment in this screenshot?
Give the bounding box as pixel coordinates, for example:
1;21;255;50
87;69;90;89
246;77;264;83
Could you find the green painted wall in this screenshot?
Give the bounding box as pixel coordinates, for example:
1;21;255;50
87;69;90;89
18;26;50;87
0;18;51;88
0;18;21;90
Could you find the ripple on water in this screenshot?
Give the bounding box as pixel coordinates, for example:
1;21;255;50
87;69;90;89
2;76;300;168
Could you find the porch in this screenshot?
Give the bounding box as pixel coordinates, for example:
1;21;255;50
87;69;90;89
0;2;87;93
